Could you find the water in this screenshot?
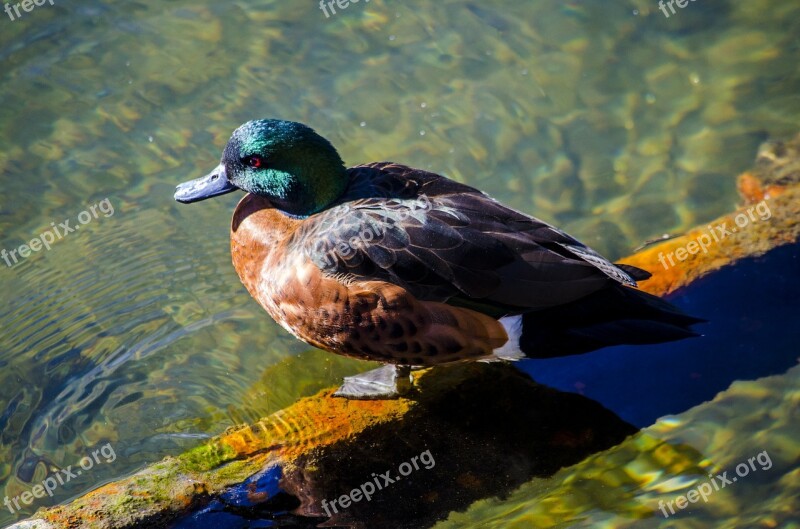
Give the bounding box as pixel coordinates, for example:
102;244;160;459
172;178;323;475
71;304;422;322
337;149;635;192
1;0;799;527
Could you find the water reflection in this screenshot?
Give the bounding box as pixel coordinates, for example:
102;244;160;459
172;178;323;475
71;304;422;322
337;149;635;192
171;363;641;528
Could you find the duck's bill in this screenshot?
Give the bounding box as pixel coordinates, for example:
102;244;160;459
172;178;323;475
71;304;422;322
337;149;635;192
174;164;238;203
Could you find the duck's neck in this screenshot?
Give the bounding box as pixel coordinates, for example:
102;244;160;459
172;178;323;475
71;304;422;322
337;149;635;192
263;165;349;217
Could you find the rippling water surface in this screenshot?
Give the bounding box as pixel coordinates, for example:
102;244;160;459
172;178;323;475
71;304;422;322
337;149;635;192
1;1;799;527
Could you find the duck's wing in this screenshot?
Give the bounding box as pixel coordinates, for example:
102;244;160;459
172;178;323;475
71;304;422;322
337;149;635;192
291;163;639;316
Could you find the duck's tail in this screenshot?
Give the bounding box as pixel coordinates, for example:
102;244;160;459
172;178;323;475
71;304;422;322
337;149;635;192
496;285;704;360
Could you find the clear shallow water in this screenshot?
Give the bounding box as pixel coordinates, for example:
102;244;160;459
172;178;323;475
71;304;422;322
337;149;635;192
0;0;799;527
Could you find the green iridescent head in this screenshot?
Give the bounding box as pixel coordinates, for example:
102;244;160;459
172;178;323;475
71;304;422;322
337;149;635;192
175;119;349;216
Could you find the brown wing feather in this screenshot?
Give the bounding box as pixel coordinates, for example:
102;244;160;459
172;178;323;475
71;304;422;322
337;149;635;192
293;163;637;316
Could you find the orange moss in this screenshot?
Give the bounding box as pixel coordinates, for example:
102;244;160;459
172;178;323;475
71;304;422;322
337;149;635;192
738;171;787;204
213;388;414;466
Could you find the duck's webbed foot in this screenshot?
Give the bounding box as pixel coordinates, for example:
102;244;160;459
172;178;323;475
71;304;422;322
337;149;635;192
333;364;412;400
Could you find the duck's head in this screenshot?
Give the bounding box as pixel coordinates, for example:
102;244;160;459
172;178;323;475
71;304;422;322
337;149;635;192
174;119;348;216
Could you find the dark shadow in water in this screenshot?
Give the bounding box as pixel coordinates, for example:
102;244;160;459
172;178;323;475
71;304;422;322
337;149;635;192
169;363;638;529
523;242;800;427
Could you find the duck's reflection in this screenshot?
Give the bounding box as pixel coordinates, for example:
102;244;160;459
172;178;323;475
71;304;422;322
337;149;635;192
171;363;640;528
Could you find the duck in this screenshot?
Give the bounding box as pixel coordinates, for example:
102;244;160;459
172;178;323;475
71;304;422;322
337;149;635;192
174;119;702;399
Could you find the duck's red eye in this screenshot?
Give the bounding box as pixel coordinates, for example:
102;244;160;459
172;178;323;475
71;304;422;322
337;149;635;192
245;155;264;168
